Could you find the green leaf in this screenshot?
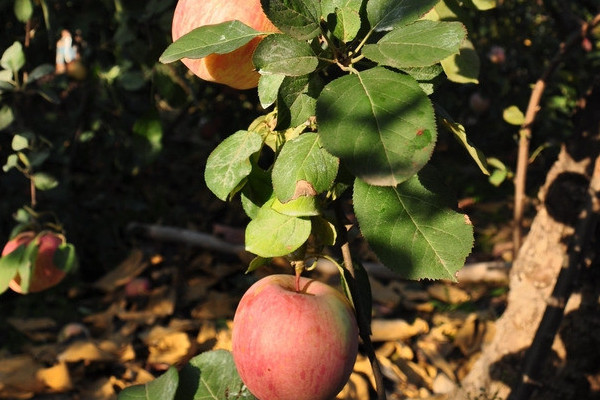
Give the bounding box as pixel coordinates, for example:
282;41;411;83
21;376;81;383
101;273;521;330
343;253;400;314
133;113;163;153
14;0;34;23
175;350;256;400
261;0;322;40
118;366;178;400
317;67;436;187
503;105;525;126
11;134;29;151
0;245;27;294
402;65;444;81
353;170;474;281
241;164;273;219
246;256;270;273
26;64;55;84
311;216;337;246
362;20;466;68
258;73;285;109
272;132;339;202
467;0;497;10
322;0;363;42
53;243;78;273
271;196;320;216
245;198;312;257
3;154;19;172
15;241;38;294
367;0;439;32
440;39;479;84
28;149;50;168
205;130;263;201
436;105;490;176
0;105;14;131
33;173;58;191
253;34;318;76
1;42;26;74
159;21;262;64
276;74;323;130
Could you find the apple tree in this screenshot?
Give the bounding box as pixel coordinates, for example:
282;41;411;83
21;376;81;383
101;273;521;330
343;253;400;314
121;0;490;398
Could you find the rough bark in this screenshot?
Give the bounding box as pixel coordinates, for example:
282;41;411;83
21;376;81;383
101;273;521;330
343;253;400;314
453;84;600;400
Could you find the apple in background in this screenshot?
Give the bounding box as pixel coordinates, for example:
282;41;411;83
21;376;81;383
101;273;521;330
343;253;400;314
232;274;359;400
171;0;279;90
2;231;66;294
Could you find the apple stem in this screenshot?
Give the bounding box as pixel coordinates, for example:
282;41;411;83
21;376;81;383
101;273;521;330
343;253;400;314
293;260;304;292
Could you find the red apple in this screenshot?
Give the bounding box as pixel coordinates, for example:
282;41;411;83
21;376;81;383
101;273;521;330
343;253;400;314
171;0;279;90
2;231;67;294
232;274;359;400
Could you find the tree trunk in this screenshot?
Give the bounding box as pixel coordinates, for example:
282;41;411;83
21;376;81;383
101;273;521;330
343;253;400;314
454;83;600;400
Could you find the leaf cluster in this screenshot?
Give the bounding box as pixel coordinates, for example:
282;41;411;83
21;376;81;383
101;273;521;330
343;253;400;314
161;0;481;281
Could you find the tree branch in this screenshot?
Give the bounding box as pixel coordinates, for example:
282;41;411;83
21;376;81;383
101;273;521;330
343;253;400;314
513;12;600;257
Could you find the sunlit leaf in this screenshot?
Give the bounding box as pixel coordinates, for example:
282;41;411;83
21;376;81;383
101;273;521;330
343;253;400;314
362;20;466;68
271;196;320;216
261;0;322;40
159;21;262;64
33;173;59;191
245;198;311;257
253;34;319;76
353;169;473;281
205;130;263;201
1;42;25;74
0;245;27;293
14;0;34;23
366;0;439;32
258;73;285;109
317;67;436;186
468;0;497;10
503;105;525;126
11;134;29;151
440;39;479;84
0;106;14;131
436;105;490;175
322;0;362;42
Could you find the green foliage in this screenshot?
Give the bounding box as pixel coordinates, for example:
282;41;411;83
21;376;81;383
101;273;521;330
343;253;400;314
162;0;480;281
159;21;262;63
117;350;256;400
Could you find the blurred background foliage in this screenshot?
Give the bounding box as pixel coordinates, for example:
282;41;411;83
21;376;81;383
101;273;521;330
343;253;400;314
1;0;599;283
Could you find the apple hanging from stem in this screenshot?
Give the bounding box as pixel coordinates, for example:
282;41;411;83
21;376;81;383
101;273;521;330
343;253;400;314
171;0;279;90
232;274;359;400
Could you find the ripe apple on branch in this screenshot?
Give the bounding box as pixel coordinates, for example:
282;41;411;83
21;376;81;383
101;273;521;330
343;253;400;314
0;230;77;294
151;0;486;398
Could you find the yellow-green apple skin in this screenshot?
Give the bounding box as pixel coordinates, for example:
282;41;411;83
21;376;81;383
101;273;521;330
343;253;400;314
232;274;359;400
171;0;279;90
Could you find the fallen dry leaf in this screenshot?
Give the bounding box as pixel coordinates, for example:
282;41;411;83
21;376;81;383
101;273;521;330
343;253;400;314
93;249;148;292
144;326;193;367
454;313;495;356
370;318;429;342
427;283;471;304
36;362;72;391
0;354;45;398
58;340;117;363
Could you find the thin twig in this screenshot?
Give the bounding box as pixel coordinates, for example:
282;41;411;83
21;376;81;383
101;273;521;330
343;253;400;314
512;12;600;258
509;156;600;400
